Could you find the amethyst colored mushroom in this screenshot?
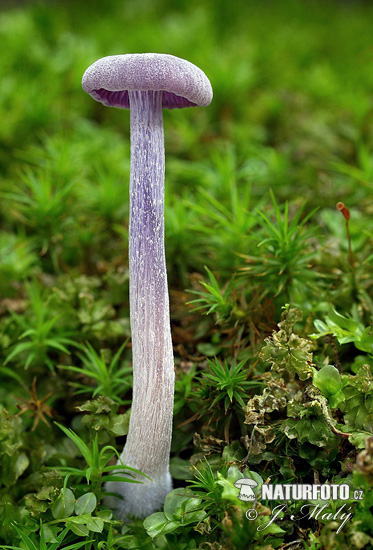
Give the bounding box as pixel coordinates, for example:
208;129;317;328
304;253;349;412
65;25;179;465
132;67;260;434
82;54;212;519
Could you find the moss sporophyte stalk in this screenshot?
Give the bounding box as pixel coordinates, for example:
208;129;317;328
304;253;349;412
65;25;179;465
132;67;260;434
82;54;212;519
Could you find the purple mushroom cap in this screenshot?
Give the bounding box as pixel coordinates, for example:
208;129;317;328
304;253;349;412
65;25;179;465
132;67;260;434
82;53;213;109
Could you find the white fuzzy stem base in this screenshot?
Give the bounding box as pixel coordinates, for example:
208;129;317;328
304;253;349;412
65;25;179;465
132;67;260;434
105;471;172;521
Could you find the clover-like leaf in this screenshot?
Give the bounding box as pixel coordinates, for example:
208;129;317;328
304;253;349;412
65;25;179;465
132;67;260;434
75;492;96;516
86;516;104;533
51;488;75;519
41;524;61;543
69;523;90;537
143;512;179;538
163;488;197;521
143;489;206;539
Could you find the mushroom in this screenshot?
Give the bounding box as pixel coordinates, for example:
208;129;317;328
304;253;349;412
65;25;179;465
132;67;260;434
234;478;258;502
82;54;212;519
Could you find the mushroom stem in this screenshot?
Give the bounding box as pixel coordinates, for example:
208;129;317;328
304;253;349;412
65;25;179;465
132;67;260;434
106;90;174;519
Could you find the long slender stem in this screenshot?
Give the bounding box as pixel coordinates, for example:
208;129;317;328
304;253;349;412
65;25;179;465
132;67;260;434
106;90;174;519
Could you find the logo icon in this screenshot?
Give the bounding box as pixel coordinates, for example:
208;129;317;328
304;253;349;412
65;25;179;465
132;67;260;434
234;478;258;502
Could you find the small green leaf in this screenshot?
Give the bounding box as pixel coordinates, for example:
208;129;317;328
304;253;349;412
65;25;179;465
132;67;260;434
163;489;195;521
74;493;96;516
143;512;170;538
348;431;373;448
68;513;92;525
51;488;75;519
313;365;343;397
343;390;373;432
41;524;60;543
86;517;104;533
69;523;90;537
281;416;338;447
313;365;345;408
13;453;29;480
143;488;206;538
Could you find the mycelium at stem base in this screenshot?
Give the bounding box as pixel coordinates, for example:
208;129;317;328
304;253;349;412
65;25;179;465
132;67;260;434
105;90;174;520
